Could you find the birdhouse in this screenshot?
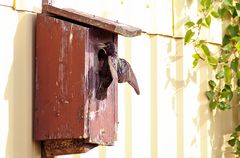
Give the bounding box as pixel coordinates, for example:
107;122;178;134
34;5;141;157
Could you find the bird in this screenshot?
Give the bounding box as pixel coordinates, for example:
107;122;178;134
96;41;140;100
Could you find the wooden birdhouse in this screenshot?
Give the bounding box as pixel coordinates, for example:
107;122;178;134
34;5;141;157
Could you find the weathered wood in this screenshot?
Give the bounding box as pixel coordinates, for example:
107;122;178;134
42;0;53;5
42;4;142;37
41;142;54;158
43;139;97;157
35;13;118;156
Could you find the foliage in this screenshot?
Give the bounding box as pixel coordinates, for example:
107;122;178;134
184;0;240;156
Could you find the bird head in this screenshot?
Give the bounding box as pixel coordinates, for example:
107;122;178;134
97;42;117;57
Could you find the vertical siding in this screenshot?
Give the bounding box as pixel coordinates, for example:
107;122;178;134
150;36;158;158
124;38;133;158
0;5;41;158
173;0;222;44
99;146;106;158
131;35;151;158
13;0;42;12
0;0;13;7
157;37;177;158
0;0;237;158
176;39;184;158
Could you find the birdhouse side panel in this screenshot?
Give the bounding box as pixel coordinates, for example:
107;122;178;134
85;28;118;145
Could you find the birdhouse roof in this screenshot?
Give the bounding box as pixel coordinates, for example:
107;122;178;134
42;5;142;37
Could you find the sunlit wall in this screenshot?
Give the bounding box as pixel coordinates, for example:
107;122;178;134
0;0;237;158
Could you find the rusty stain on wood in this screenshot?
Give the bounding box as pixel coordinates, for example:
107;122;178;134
42;4;142;37
43;139;97;157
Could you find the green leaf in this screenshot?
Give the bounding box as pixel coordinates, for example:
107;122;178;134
201;0;212;9
208;80;216;89
236;140;240;151
205;0;212;9
227;25;239;37
232;36;240;41
223;35;231;46
185;21;195;28
223;43;233;52
205;90;215;100
231;58;239;72
193;59;199;68
228;138;236;147
226;91;233;101
237;71;240;79
201;44;210;57
208;56;218;65
224;84;231;91
211;10;219;18
237;87;240;96
216;70;225;79
224;65;232;84
218;102;231;110
221;90;229;98
221;88;233;101
236;3;240;17
227;6;237;17
200;0;205;6
219;53;231;63
199;40;205;45
218;8;226;17
184;30;195;44
236;125;240;131
201;22;210;28
197;18;203;25
205;16;211;27
224;0;233;6
209;101;217;110
238;80;240;87
231;132;238;138
192;53;200;59
236;42;240;51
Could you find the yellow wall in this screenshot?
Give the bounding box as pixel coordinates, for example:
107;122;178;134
0;4;41;158
0;0;237;158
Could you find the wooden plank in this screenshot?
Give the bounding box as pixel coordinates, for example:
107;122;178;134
42;139;97;157
35;14;87;140
42;4;141;37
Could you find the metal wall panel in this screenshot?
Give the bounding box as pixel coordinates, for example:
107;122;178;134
0;6;41;158
0;0;13;7
173;0;222;44
0;0;237;158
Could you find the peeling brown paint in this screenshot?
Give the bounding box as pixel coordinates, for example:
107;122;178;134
34;12;118;156
35;14;86;140
42;4;141;37
43;139;97;157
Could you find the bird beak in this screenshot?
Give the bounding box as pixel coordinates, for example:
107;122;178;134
97;43;106;48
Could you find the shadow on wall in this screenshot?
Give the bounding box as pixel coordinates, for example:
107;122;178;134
171;0;237;156
164;38;235;157
4;13;41;158
197;54;234;158
195;62;236;158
